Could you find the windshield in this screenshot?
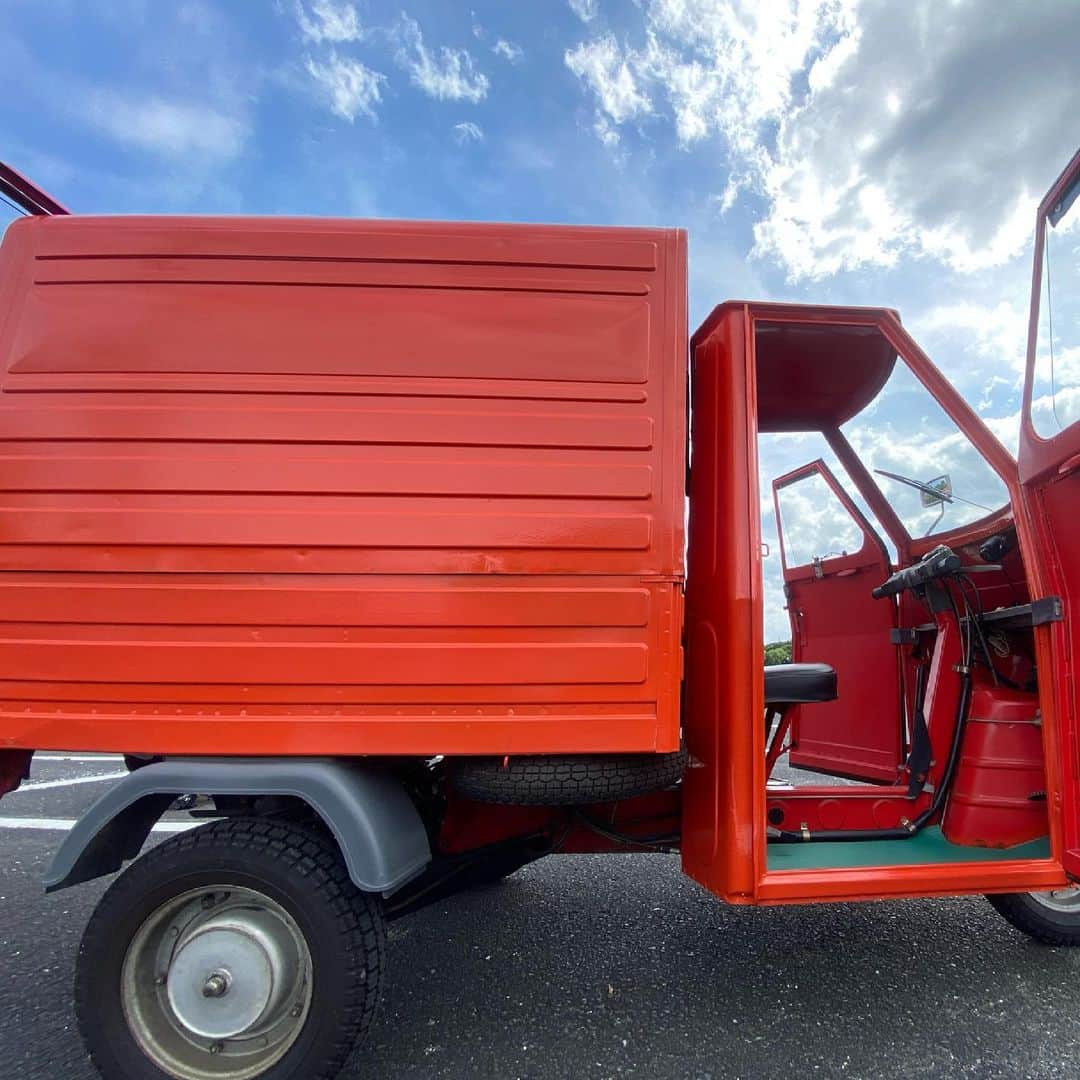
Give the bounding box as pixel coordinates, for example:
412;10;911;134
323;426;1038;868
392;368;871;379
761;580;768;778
1032;173;1080;437
841;362;1009;537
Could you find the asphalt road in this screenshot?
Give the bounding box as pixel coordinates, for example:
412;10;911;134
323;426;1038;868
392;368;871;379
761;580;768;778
2;756;1080;1079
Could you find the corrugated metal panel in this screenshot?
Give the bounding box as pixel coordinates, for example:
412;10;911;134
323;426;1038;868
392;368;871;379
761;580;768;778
0;216;686;755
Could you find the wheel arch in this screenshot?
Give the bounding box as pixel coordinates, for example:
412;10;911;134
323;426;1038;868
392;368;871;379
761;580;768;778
44;758;431;895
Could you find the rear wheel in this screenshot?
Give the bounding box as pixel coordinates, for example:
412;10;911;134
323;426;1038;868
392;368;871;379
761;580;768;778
987;886;1080;945
75;817;385;1080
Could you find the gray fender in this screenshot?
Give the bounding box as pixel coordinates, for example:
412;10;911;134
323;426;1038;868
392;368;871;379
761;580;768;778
44;758;431;895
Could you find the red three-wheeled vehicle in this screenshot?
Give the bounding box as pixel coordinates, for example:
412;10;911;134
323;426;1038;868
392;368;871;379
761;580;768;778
0;147;1077;1079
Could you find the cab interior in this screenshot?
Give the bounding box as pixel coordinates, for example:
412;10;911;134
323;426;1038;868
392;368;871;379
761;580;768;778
748;314;1052;872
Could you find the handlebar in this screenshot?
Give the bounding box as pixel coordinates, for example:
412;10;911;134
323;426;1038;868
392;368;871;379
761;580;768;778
872;545;962;599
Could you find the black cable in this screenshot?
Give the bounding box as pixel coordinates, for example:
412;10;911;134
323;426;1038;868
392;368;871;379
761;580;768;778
772;673;972;844
958;573;998;686
572;809;679;848
958;572;1024;690
772;571;976;845
947;584;971;669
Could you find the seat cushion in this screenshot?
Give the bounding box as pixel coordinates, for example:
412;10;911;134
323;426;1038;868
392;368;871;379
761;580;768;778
764;663;837;704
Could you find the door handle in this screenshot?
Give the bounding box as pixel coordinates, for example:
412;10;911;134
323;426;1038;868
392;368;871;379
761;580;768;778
1059;452;1080;477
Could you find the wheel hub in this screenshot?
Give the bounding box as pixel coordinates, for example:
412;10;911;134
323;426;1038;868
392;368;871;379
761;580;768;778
122;886;312;1080
167;912;292;1040
1031;885;1080;913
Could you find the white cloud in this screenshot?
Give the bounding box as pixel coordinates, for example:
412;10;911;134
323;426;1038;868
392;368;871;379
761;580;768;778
305;53;386;121
393;14;489;103
85;93;247;160
594;114;620;148
915;299;1030;377
565;35;650;125
566;2;840;151
569;0;598;22
977;375;1013;416
453;121;484;144
775;470;865;567
493;39;523;63
564;0;1080;281
296;0;363;44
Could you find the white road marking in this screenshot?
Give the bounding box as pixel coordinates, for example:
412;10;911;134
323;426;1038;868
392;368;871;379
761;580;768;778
34;754;126;763
11;772;128;792
0;816;197;833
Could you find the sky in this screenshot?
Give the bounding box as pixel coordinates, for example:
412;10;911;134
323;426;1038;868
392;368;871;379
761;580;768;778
1;0;1078;641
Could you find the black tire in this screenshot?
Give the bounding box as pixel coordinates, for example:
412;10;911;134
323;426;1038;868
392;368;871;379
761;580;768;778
449;748;687;805
75;817;385;1080
987;889;1080;945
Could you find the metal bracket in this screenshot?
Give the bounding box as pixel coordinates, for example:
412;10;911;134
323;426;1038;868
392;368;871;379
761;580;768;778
1031;596;1064;627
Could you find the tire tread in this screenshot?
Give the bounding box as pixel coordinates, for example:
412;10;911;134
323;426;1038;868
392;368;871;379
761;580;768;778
75;816;384;1080
450;749;687;805
987;890;1080;946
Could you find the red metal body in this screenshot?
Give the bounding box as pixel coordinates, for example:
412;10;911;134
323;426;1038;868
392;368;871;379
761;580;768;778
0;149;1078;910
1017;149;1080;878
762;600;960;835
772;458;900;782
685;300;1069;904
0;214;687;759
941;689;1048;848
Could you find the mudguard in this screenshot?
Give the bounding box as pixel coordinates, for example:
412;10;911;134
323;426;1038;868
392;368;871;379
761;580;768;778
43;758;431;895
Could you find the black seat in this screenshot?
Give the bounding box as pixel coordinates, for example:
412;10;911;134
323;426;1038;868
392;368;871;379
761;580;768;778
764;663;837;705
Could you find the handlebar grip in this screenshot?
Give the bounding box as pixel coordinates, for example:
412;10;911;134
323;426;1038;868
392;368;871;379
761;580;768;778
872;545;961;600
872;576;902;600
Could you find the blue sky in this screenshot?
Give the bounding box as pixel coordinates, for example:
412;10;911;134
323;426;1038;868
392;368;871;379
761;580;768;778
2;0;1078;639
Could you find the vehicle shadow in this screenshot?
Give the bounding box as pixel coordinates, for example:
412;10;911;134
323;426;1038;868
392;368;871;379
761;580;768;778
357;853;1080;1079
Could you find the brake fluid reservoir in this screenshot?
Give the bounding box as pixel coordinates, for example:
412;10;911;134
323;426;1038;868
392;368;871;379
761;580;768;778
941;688;1049;848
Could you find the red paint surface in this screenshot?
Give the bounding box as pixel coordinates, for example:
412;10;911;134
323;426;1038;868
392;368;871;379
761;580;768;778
0;158;1075;907
773;458;901;783
765;598;961;833
1017;149;1080;877
687;301;1071;904
683;303;761;901
0;215;687;756
942;688;1049;848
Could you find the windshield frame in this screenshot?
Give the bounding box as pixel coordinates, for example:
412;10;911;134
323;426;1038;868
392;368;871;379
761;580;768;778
744;304;1016;558
844;314;1014;553
1021;148;1080;483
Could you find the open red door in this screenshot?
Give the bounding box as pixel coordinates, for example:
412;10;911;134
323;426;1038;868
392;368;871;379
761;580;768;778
773;459;903;782
1018;149;1080;874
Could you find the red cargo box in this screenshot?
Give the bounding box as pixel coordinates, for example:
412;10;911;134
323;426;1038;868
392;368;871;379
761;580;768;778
0;215;687;757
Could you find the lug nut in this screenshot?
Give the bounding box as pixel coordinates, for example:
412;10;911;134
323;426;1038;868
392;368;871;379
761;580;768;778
202;971;231;998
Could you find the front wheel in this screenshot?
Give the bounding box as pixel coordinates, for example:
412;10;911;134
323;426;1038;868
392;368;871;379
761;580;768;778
987;886;1080;945
75;817;385;1080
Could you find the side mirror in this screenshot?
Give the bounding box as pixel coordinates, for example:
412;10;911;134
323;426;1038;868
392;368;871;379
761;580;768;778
920;474;952;507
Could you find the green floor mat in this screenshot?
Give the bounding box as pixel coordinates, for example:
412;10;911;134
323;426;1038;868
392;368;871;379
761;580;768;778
766;826;1051;872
